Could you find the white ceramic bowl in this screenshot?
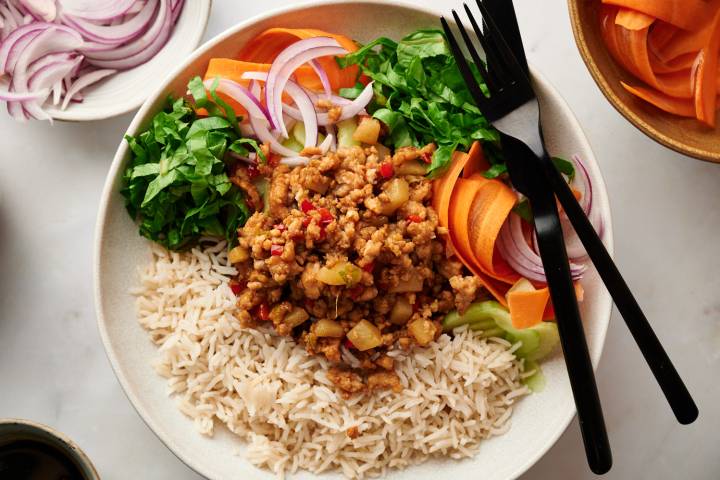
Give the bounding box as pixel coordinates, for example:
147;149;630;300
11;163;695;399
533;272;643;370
94;1;614;479
44;0;212;122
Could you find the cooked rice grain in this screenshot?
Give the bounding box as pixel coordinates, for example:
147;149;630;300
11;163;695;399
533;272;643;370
134;240;529;478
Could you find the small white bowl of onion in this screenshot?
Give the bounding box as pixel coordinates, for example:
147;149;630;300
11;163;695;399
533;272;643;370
0;0;211;122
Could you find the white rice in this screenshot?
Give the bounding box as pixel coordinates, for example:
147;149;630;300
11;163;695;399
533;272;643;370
133;240;529;479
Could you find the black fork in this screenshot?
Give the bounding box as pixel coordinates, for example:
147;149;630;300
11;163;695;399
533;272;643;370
442;3;614;474
452;0;699;427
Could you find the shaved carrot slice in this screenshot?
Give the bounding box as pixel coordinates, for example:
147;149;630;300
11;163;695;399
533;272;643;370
432;141;482;230
462;144;491;178
621;82;697;116
466;176;519;282
694;8;720;126
648;21;676;53
615;8;655;30
202;60;321;117
649;51;696;74
654;12;716;62
448;175;519;284
238;28;360;90
602;0;717;30
434;143;514;305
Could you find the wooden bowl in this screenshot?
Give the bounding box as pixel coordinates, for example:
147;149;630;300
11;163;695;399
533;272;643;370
568;0;720;162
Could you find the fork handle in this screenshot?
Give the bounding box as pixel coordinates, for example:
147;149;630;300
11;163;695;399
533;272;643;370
525;170;613;475
542;156;699;425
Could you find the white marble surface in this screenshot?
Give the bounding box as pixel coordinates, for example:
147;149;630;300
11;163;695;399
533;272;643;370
1;1;718;479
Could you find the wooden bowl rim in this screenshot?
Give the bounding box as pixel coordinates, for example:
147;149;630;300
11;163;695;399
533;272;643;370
567;0;720;164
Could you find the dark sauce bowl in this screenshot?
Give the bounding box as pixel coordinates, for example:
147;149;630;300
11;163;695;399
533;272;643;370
0;419;99;480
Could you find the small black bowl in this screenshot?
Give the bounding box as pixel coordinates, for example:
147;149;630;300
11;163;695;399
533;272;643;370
0;418;99;480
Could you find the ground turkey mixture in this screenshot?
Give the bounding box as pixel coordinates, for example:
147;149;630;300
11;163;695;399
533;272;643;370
228;144;487;396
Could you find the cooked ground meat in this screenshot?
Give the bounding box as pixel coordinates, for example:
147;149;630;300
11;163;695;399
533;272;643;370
230;144;487;395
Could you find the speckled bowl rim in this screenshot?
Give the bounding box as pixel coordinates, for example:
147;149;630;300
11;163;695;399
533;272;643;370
93;1;614;479
0;418;100;480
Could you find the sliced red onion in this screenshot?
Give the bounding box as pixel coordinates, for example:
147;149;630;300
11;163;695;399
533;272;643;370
319;133;334;154
310;59;332;97
250;114;299;157
19;0;56;22
0;87;49;101
61;0;157;45
12;26;84;94
86;0;171;69
265;37;347;137
170;0;184;24
51;79;62;105
28;56;82;91
26;52;77;78
498;213;586;283
0;7;18;37
283;81;374;126
83;0;170;59
58;0;139;21
241;71;318;148
0;23;48;75
325;124;337;151
203;78;270;123
61;68;115;109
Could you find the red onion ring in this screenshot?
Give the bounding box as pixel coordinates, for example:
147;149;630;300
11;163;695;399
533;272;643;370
86;0;172;69
203;78;270;123
12;26;83;94
0;87;48;101
59;0;140;21
319;133;334;154
310;59;332;97
83;0;169;60
282;81;375;126
498;213;586;283
60;0;157;45
61;68;115;109
0;23;48;75
241;71;319;148
264;36;347;136
19;0;56;22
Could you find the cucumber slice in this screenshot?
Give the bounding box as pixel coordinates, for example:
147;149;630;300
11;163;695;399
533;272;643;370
282;137;303;153
292;122;307;146
473;326;506;338
522;360;546;392
442;301;509;331
337;118;360;148
524;322;560;361
468;319;498;331
492;308;541;358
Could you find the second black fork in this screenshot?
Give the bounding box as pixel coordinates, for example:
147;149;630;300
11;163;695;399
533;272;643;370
442;3;613;474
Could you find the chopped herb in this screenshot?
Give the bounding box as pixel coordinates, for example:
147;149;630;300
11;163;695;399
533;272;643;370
552;157;576;181
120;76;262;250
338;29;498;176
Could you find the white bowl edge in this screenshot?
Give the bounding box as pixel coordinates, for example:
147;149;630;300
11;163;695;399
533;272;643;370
93;1;614;479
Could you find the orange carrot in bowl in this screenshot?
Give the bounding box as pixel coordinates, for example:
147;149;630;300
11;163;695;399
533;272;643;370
599;1;720;126
238;28;360;90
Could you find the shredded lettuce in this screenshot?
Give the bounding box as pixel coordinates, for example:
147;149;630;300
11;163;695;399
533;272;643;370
121;77;263;250
338;29;500;176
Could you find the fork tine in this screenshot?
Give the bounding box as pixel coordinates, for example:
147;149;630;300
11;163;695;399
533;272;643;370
480;0;529;76
462;3;506;88
440;16;493;115
451;9;498;92
475;0;533;93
